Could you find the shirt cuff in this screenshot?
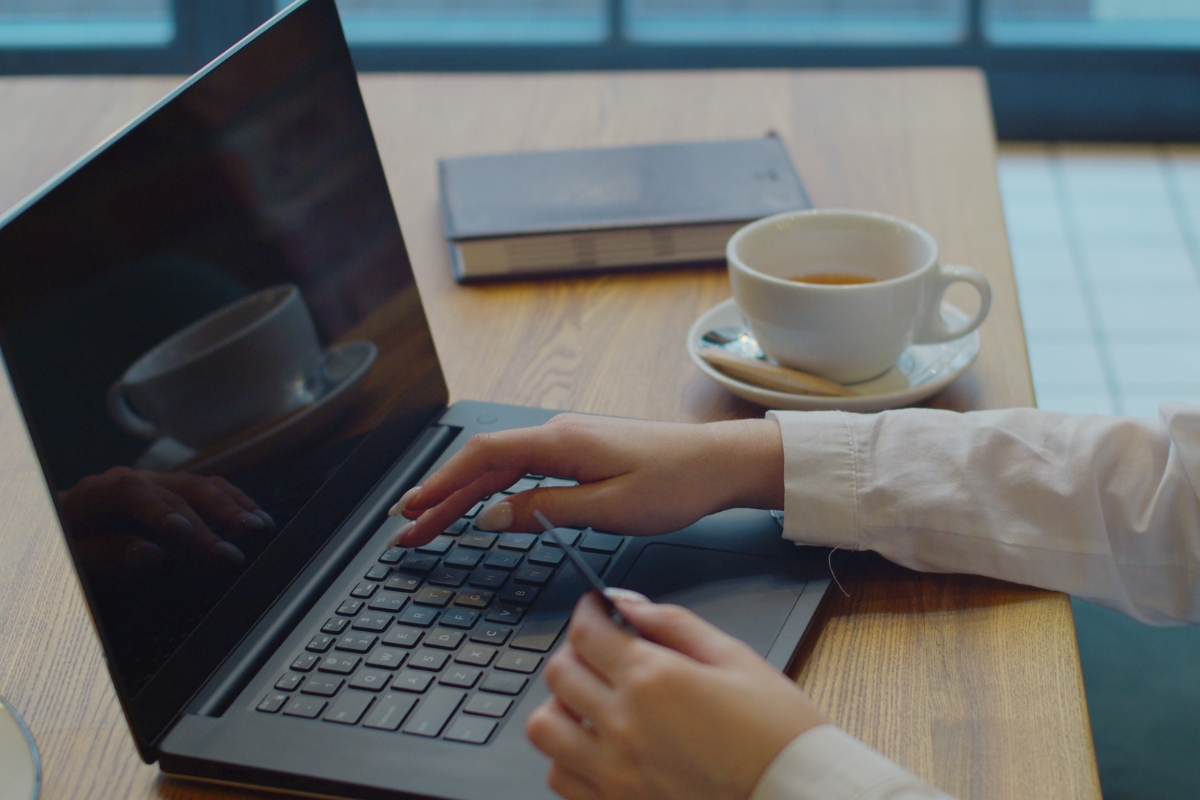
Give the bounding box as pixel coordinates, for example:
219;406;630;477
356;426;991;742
767;410;861;549
749;724;954;800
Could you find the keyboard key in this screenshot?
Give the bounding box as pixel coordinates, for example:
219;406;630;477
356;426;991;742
383;626;424;648
480;672;528;696
464;501;485;519
505;477;541;493
321;617;350;634
365;564;391;581
413;587;455;607
257;692;287;713
369;594;407;613
470;626;512;646
580;531;623;554
291;653;319;672
455;645;497;667
463;693;512;718
444;549;483;569
379;547;405;564
336;633;377;653
527;547;564;567
444;519;470;536
417;535;455;555
398;554;439;573
439;666;482;689
336;600;364;616
323;691;375;725
495;651;543;674
306;634;335;653
350;668;394;692
366;648;407;670
301;675;344;697
282;696;327;718
460;532;497;550
541;527;581;547
428;567;470;588
455;590;494;609
444;716;497;745
275;673;304;691
352;613;393;632
403;688;465;737
351;582;379;599
397;605;439;627
319;654;361;674
582;552;610;575
513;564;554;585
484;551;522;570
392;669;435;693
385;574;422;593
499;584;540;604
408;649;451;671
486;603;526;625
510;554;591;653
498;533;538;551
425;628;465;650
470;568;508;589
362;692;418;731
439;609;480;629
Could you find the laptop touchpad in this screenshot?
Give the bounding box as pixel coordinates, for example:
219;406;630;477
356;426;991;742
619;543;809;657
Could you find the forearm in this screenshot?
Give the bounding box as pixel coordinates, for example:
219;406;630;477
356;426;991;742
771;403;1200;625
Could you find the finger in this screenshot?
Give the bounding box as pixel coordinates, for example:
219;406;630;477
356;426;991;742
210;476;275;529
106;470;203;543
75;533;165;577
392;470;520;547
525;697;600;773
152;486;246;568
159;474;270;534
565;593;645;684
474;482;623;534
543;642;617;725
546;764;603;800
613;598;753;668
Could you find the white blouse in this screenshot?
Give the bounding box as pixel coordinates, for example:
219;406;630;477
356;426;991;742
750;403;1200;800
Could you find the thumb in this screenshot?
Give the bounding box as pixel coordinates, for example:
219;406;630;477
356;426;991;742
473;483;613;533
614;598;753;668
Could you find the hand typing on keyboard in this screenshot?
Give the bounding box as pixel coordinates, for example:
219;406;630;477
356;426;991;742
388;414;785;548
526;591;827;800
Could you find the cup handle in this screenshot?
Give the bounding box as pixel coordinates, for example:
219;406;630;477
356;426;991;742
912;264;992;344
106;381;159;439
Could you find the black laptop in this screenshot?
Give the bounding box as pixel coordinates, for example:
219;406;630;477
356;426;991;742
0;2;831;797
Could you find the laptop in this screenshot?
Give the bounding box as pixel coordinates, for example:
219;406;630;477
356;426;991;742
0;1;832;797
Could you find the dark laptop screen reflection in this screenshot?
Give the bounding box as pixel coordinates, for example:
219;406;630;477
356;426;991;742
0;4;436;698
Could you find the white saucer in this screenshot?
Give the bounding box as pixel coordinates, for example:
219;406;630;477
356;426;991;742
135;340;378;474
687;299;980;412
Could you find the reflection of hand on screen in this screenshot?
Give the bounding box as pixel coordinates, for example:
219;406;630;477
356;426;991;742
57;467;274;576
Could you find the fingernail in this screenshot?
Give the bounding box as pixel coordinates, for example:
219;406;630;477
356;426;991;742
474;500;513;532
254;510;276;530
236;511;266;530
212;540;246;568
389;485;422;517
605;588;650;604
391;521;416;547
124;540;165;568
165;513;194;538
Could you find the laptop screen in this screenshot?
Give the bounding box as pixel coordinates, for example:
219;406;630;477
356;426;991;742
0;0;445;754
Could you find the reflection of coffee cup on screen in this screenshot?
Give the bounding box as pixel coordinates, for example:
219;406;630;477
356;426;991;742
107;284;323;448
727;210;992;384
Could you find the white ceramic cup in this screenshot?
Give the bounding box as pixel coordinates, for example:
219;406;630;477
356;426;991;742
107;284;324;449
727;209;992;384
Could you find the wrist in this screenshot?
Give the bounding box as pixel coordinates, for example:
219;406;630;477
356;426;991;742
707;418;785;512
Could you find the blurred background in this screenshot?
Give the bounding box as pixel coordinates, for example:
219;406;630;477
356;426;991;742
3;1;1200;798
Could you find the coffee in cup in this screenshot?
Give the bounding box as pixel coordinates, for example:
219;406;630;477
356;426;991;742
727;209;991;384
107;284;324;448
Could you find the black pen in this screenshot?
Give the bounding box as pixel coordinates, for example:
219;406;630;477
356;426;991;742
533;510;640;636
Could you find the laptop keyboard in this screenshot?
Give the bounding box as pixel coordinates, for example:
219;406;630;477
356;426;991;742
255;476;624;745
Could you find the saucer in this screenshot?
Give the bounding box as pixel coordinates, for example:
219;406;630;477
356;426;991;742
687;299;980;412
135;340;378;474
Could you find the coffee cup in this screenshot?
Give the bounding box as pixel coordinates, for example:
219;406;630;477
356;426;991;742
727;209;992;384
107;284;324;449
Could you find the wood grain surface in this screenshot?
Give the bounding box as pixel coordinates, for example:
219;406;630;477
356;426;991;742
0;70;1099;800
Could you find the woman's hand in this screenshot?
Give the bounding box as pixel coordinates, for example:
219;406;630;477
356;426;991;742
391;413;784;547
527;592;828;800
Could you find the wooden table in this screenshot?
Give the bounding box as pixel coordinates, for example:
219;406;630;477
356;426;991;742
0;69;1100;800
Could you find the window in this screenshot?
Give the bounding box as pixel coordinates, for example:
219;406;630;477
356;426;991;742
985;0;1200;48
0;0;174;48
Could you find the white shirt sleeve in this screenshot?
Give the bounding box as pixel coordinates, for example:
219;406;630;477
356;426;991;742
768;402;1200;626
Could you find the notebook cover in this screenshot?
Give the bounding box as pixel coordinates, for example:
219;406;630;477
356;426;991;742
439;136;809;241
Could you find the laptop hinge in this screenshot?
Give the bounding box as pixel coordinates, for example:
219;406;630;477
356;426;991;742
189;421;460;721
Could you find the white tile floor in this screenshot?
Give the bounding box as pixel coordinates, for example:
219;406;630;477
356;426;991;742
998;144;1200;417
